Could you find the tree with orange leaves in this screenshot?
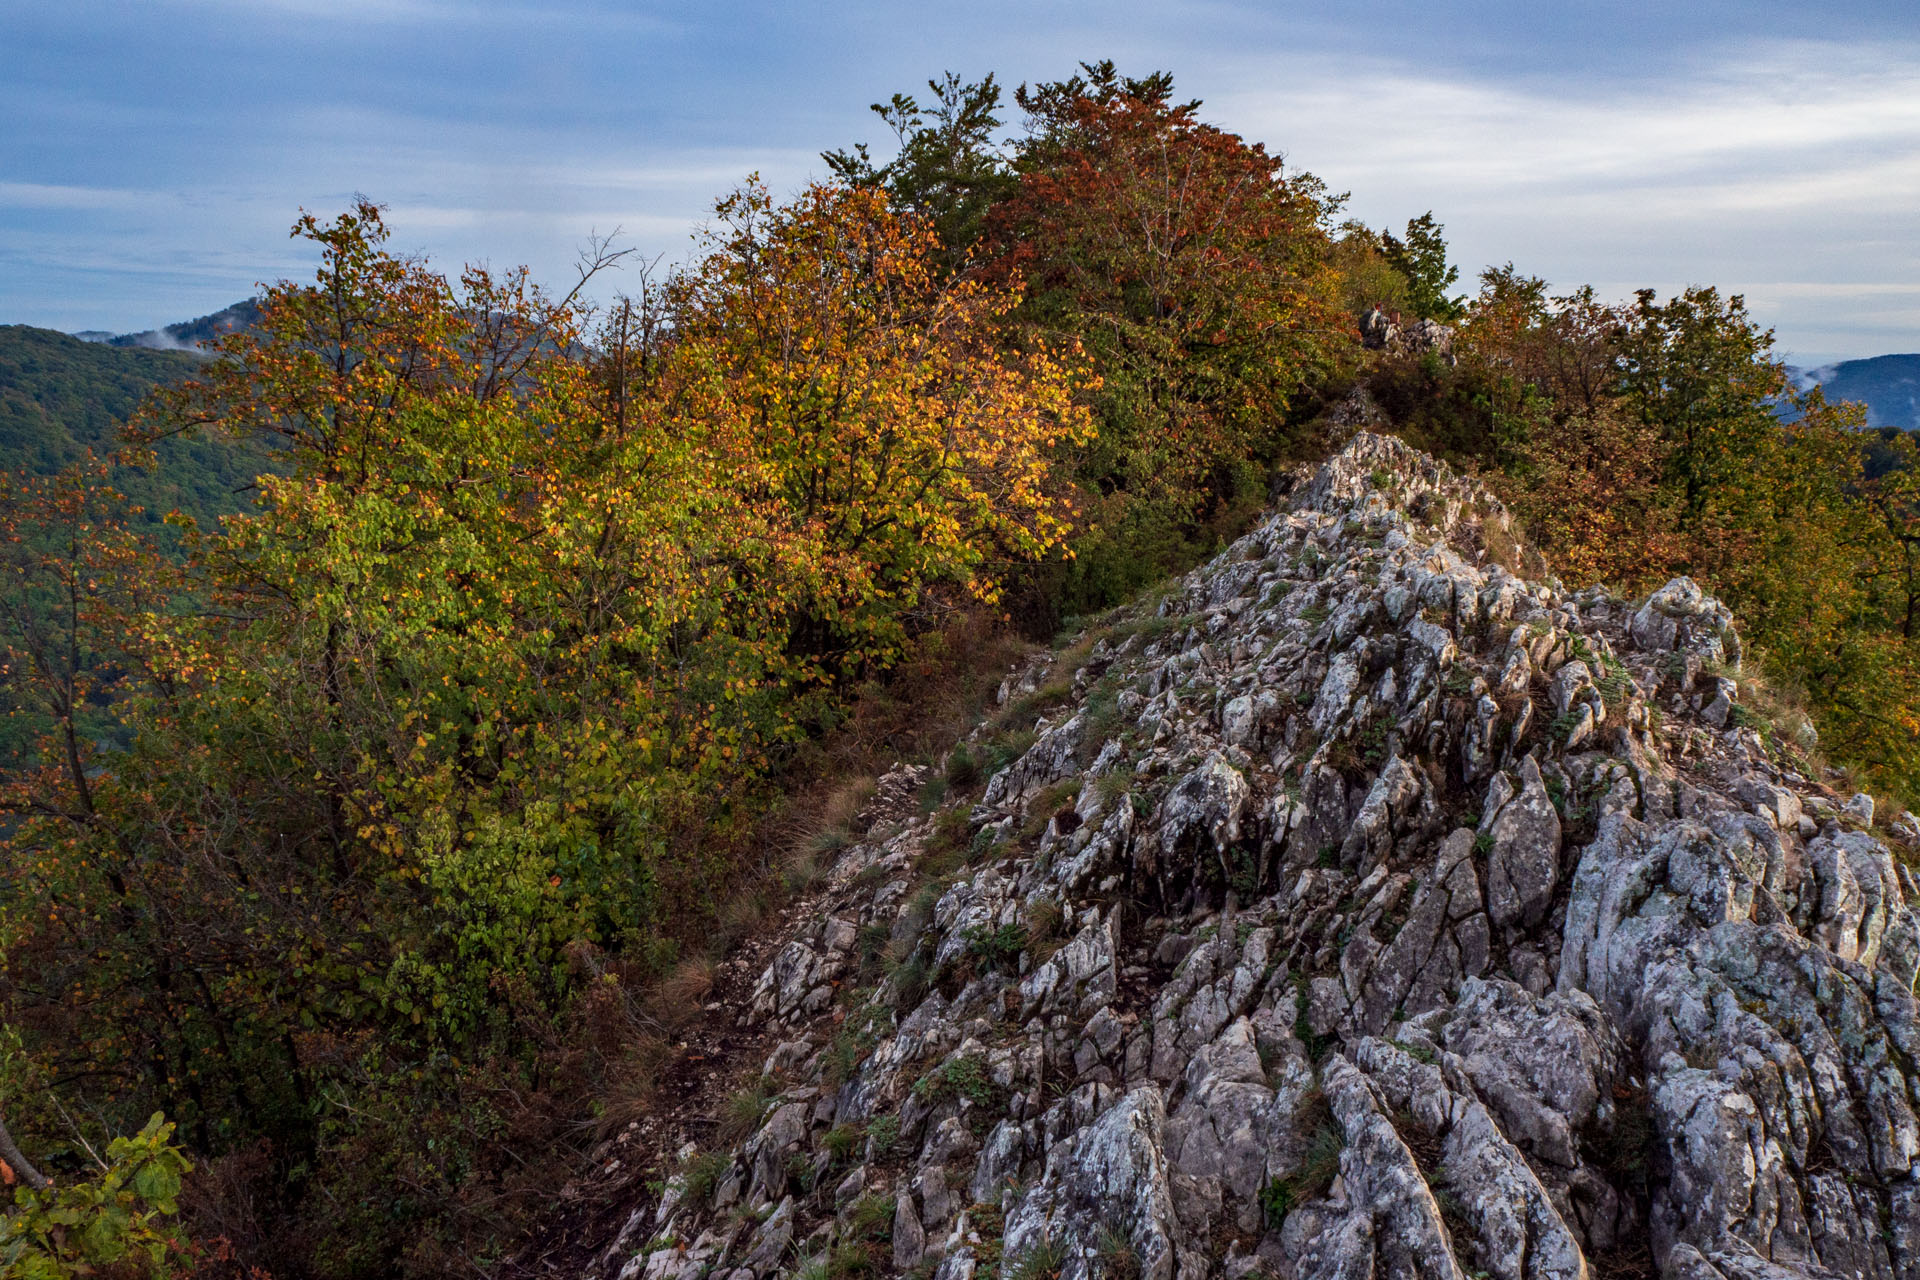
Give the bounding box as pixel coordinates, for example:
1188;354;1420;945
978;62;1346;612
0;185;1090;1274
663;178;1090;678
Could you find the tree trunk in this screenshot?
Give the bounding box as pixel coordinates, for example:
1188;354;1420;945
0;1108;50;1189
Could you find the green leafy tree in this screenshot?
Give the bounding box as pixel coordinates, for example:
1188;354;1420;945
822;72;1014;268
1380;212;1465;321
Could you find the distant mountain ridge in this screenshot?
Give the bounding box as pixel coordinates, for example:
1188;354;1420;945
74;298;261;354
1789;352;1920;430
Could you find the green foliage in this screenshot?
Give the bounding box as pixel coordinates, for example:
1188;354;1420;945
962;922;1027;974
1008;1235;1068;1280
822;72;1015;269
1379;213;1465;322
912;1053;1003;1113
0;1113;192;1279
0;324;274;538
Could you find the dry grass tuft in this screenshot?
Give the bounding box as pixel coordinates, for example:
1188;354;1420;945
647;957;716;1031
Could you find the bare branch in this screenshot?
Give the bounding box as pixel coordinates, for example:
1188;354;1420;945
0;1107;50;1190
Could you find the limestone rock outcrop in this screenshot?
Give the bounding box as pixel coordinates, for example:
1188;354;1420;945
581;432;1917;1280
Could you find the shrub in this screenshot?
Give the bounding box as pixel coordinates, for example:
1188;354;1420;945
0;1112;192;1280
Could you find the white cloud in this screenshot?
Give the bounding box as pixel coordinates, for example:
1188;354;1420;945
1205;38;1920;359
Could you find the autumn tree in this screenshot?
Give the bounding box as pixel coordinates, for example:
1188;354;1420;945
0;185;1091;1276
973;62;1345;614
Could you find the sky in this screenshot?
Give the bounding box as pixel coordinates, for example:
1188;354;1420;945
3;0;1917;366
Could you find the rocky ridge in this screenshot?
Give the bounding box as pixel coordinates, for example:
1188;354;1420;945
581;432;1920;1280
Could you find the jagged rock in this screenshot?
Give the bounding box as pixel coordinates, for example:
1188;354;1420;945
1482;756;1563;929
1002;1087;1180;1280
587;433;1920;1280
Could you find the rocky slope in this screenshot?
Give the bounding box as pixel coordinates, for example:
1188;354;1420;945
573;432;1920;1280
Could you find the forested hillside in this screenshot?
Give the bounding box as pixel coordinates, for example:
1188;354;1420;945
0;62;1916;1280
0;325;271;533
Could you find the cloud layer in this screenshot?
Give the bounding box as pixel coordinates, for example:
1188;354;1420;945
2;3;1914;363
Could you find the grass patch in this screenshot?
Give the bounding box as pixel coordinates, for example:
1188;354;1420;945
716;1075;778;1145
945;744;983;791
1259;1089;1342;1224
1008;1236;1068;1280
1096;1226;1141;1280
679;1149;730;1205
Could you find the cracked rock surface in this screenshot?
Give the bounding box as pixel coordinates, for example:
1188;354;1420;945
579;432;1920;1280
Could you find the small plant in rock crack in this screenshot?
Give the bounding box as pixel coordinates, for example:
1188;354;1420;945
1390;1037;1438;1065
1096;1225;1142;1280
1298;603;1331;626
1008;1235;1070;1280
1227;843;1264;898
1359;718;1391;765
968;1201;1009;1269
1594;659;1634;708
821;1123;865;1165
865;1113;901;1160
717;1075;778;1144
678;1149;731;1205
1547;710;1584;744
913;1053;1005;1116
821;1023;875;1089
1292;987;1336;1062
1471;829;1494;857
786;1149;820;1195
1260;1093;1344;1225
1583;1082;1659;1193
1024;896;1067;950
964;922;1027;974
1442;665;1477;698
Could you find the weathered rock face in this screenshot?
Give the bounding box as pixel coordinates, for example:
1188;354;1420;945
585;433;1920;1280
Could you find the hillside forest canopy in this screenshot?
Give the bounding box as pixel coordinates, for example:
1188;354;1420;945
2;62;1918;1279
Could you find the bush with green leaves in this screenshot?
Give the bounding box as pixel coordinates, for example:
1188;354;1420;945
0;1113;192;1279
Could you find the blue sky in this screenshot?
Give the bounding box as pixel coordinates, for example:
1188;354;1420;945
3;1;1917;364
